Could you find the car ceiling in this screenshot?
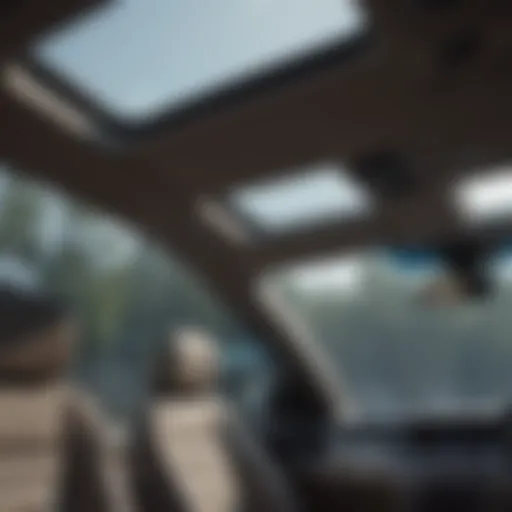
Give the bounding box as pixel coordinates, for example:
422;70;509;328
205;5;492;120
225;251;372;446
1;0;512;415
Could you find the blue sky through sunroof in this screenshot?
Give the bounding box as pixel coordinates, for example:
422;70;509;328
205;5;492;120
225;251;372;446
35;0;366;119
230;164;372;234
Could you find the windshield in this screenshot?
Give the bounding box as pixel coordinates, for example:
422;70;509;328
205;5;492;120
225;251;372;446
264;247;512;422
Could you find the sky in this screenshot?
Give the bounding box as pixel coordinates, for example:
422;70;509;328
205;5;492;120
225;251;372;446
230;163;372;234
455;168;512;223
35;0;365;119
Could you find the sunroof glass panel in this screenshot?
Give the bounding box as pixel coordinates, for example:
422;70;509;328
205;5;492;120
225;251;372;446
454;168;512;224
34;0;367;120
228;164;373;235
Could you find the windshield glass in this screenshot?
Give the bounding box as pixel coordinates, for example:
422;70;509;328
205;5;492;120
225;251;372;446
264;246;512;422
34;0;366;120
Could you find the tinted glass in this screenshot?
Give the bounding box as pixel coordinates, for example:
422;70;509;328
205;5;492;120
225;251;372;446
34;0;367;120
229;164;373;235
0;164;273;422
264;247;512;422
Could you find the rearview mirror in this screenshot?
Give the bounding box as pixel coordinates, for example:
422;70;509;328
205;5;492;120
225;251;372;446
388;240;494;308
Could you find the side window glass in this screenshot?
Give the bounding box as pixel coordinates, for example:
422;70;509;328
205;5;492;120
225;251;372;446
0;164;276;424
149;265;278;421
0;164;160;422
220;336;275;418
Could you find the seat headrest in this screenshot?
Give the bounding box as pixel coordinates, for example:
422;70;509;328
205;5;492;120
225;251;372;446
0;288;74;384
155;328;220;395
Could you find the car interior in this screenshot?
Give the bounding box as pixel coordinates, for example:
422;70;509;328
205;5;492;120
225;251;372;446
3;0;512;511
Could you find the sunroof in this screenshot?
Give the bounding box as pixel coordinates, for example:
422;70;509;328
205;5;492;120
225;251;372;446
228;163;373;235
281;254;366;295
454;168;512;224
34;0;367;121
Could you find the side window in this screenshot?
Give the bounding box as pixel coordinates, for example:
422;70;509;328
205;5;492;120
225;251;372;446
0;164;276;423
147;259;277;420
0;164;160;421
221;336;275;416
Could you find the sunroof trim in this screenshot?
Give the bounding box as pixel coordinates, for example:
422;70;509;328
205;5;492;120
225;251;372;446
196;197;251;246
3;63;97;139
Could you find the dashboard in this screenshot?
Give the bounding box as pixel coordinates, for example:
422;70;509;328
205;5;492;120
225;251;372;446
292;413;512;511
